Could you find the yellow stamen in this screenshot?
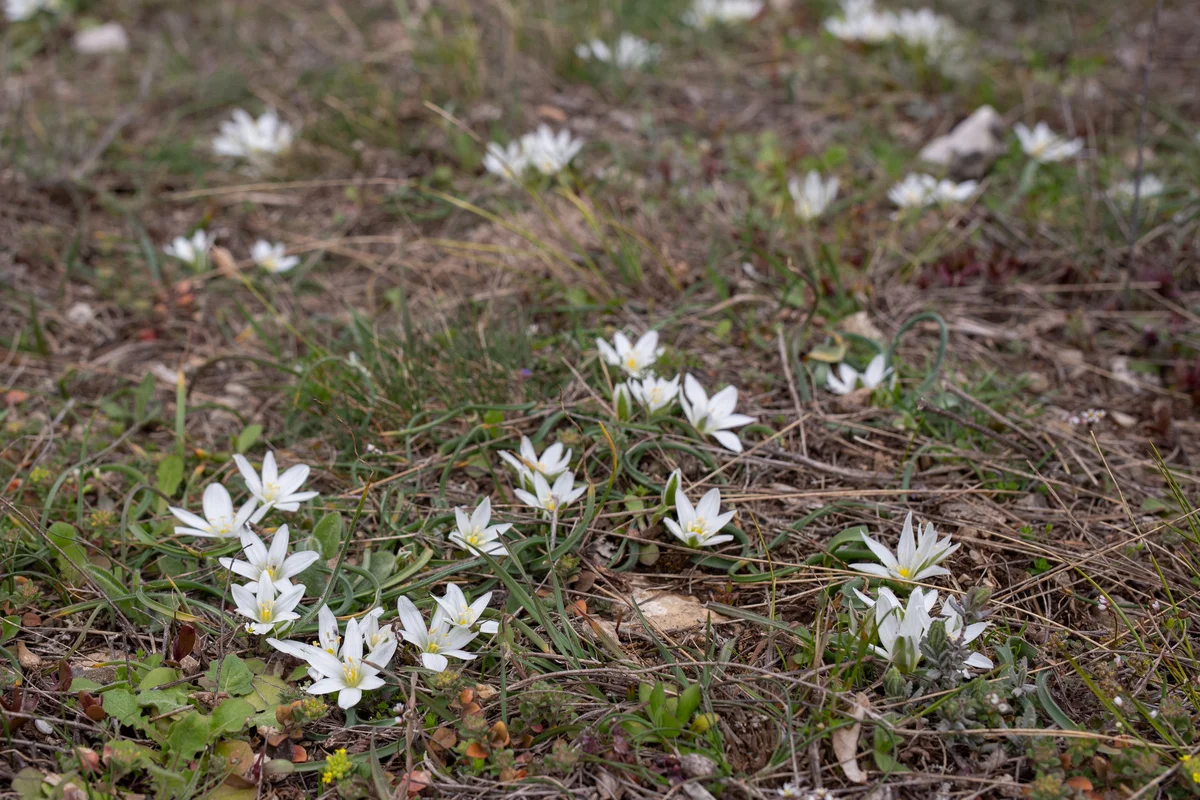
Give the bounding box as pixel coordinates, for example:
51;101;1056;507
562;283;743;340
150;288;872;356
897;567;911;578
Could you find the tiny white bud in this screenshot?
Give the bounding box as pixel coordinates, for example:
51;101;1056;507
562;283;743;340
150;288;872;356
1113;696;1124;708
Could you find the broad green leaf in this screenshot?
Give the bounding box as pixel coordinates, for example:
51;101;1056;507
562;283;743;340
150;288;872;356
236;424;263;454
211;697;255;737
366;550;396;583
312;512;344;560
0;615;17;643
156;456;184;498
104;739;154;772
206;655;254;696
70;677;103;691
103;688;146;729
166;711;212;763
48;521;77;548
245;673;289;712
138;667;180;691
806;338;847;364
137;688;191;715
12;768;46;800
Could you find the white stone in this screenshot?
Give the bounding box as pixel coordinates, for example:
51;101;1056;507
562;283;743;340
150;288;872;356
919;105;1005;167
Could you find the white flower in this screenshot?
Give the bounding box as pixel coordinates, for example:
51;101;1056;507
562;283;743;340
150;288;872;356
1081;408;1107;425
498;436;572;485
449;496;512;557
5;0;59;22
233;451;319;523
684;0;763;28
432;583;500;634
851;511;959;581
218;525;319;592
824;2;898;43
396;596;478;672
212;108;294;168
363;607;398;659
231;578;305;636
576;34;660;69
941;605;993;670
169;483;258;538
680;374;755;453
316;605;342;659
597;330;663;378
888;173;939;209
933;178;979;204
826;354;892;395
1110;175;1164;204
513;471;587;517
1014;122;1083;163
519;126;584;176
864;586;936;673
268;617;389;709
163;230;213;268
630;373;681;414
892;8;958;51
663;486;735;548
612;381;634;420
483;140;528;180
789;171;839;221
251;240;300;274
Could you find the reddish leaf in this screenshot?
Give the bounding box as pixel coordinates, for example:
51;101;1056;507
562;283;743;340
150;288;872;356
464;742;488;759
58;660;73;692
172;623;197;663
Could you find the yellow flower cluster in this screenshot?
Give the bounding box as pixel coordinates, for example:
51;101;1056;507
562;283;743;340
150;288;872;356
322;749;352;785
1182;754;1200;785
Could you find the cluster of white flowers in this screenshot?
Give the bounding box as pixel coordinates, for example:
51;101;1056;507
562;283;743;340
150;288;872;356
162;229;299;274
1110;175;1165;205
212;108;295;170
5;0;59;22
847;512;990;674
1068;408;1107;427
684;0;763;28
825;0;962;65
826;353;892;395
888;172;978;211
483;126;585;180
598;331;755;452
575;33;660;70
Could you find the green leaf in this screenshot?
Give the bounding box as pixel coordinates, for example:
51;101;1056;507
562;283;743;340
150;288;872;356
676;683;702;727
245;674;289;712
103;688;147;729
137;688;191;715
206;655;254;696
139;667;180;691
104;739;154;772
156;456;184;498
872;725;908;774
648;682;666;727
806;337;847;364
1036;672;1080;731
166;711;212;764
312;512;344;560
12;767;46;800
48;521;77;548
0;615;18;644
135;372;156;420
236;424;263;454
211;697;255;738
366;549;396;583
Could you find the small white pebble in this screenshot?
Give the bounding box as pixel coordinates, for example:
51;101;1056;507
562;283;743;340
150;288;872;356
1113;696;1124;708
1151;599;1161;611
35;719;54;735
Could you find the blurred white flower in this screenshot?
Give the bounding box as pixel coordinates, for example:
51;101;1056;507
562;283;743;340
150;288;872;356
612;380;634;421
789;171;840;221
597;330;663;378
1110;175;1164;204
363;607;397;659
941;605;993;670
513;471;587;517
432;583;500;634
520;126;584;175
251;240;300;274
73;23;130;55
892;8;958;51
680;374;755;453
1080;408;1107;425
212;108;294;168
483;140;528;180
932;178;979;203
827;354;891;395
163;230;213;269
498;436;572;486
169;483;258;539
888;173;939;209
663;486;735;548
1014;122;1083;163
576;33;660;69
232;579;305;636
825;0;898;43
685;0;763;28
5;0;59;22
630;373;681;414
852;511;959;581
218;525;319;593
449;496;512;557
233;451;319;523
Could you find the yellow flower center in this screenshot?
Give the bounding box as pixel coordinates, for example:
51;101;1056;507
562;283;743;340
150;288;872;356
265;565;277;578
897;567;911;578
687;518;707;537
625;356;639;370
459;613;472;626
427;642;440;654
342;659;359;685
262;481;281;501
649;387;663;403
545;498;558;512
259;603;273;622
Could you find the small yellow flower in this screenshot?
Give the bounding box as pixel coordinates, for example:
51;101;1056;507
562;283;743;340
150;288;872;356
321;748;352;785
